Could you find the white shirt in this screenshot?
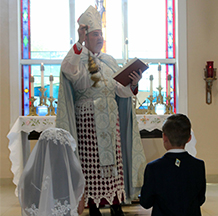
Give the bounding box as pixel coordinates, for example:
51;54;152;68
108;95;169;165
167;149;186;153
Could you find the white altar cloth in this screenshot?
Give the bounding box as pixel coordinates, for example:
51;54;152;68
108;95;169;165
7;116;56;195
7;115;196;196
136;114;169;131
136;114;197;157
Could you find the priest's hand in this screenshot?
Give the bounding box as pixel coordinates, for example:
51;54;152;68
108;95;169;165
78;24;89;45
129;69;142;86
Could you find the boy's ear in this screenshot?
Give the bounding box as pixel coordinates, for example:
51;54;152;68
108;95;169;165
187;134;192;143
162;133;168;143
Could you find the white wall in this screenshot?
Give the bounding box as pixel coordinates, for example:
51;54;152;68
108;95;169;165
0;0;11;179
187;0;218;182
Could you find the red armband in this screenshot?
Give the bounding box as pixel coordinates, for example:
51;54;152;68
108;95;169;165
73;43;82;55
133;86;138;95
131;85;138;95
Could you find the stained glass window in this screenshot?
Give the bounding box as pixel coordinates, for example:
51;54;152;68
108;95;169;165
21;0;70;115
129;0;176;112
21;0;176;115
166;0;176;112
21;0;31;116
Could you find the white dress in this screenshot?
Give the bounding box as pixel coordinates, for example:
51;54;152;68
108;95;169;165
18;128;85;216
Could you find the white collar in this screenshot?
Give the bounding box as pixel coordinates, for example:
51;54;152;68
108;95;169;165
167;149;186;153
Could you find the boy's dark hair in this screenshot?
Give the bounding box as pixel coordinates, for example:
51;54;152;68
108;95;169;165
162;114;191;147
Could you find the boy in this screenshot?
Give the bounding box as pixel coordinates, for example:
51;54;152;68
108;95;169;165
140;114;206;216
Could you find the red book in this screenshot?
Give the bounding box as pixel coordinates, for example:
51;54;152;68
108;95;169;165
113;58;149;86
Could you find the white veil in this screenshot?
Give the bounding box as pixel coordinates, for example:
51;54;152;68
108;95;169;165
18;128;85;216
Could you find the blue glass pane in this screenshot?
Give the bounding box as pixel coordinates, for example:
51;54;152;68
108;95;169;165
22;65;30;115
31;51;67;60
128;0;166;59
30;0;70;59
139;64;167;96
23;64;60;116
32;64;60;98
167;0;174;58
138;64;175;112
168;64;175;111
22;0;30;59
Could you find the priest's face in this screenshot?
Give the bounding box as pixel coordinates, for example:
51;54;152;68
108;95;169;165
85;30;103;54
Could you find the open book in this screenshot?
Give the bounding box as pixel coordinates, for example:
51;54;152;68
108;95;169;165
113;57;149;86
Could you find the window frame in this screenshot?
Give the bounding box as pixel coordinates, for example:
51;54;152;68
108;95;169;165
9;0;188;125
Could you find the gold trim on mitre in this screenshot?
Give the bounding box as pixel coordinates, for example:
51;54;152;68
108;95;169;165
77;5;102;33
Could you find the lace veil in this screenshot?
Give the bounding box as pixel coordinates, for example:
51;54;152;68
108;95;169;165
18;128;85;216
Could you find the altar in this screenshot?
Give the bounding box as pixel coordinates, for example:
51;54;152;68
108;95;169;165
7;115;196;196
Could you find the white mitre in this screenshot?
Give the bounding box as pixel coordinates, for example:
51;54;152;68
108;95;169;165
78;5;102;33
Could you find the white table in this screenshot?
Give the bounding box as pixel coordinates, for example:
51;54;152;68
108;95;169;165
7;115;196;196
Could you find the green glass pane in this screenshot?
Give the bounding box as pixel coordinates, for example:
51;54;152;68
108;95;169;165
23;36;28;47
23;10;28;21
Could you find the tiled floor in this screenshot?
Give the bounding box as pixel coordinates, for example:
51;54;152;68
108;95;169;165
0;183;218;216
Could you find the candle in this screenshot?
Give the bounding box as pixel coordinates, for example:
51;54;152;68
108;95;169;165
207;61;214;77
167;74;172;96
30;75;34;97
41;63;44;88
49;74;54;98
158;63;161;87
149;75;154;96
125;38;129;63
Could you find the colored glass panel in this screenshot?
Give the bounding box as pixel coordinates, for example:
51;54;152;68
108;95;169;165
137;0;176;112
21;0;31;115
22;64;60;116
166;64;176;113
128;0;166;59
138;64;167;110
96;0;107;53
22;65;31;116
166;0;176;112
166;0;175;58
30;0;70;59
